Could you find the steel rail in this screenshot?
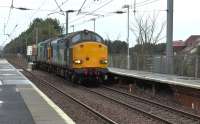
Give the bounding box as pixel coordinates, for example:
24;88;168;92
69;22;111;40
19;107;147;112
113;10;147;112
82;87;172;124
102;85;200;121
17;65;119;124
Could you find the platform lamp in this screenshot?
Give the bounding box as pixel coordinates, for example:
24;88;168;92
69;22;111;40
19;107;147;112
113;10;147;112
48;10;76;35
122;5;130;70
65;10;76;35
112;10;127;68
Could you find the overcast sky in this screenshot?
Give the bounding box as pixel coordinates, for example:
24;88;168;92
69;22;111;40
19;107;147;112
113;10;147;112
0;0;199;47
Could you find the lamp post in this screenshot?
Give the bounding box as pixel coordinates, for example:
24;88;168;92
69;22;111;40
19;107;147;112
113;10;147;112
91;18;96;32
66;10;75;35
70;25;75;32
123;5;130;69
48;10;75;35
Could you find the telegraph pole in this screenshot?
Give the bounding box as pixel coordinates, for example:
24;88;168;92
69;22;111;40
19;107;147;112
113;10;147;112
166;0;174;74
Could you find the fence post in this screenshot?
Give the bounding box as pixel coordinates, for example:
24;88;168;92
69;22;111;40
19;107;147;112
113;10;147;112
136;54;139;70
160;56;163;73
195;55;199;78
109;55;112;67
181;55;184;76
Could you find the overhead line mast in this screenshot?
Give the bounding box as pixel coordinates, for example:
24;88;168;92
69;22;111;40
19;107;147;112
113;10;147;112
166;0;174;74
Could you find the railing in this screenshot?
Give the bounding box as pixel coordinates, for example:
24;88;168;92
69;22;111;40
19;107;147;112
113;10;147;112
109;54;200;78
4;53;200;78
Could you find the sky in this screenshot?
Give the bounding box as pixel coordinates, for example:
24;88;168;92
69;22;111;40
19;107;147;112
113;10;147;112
0;0;200;47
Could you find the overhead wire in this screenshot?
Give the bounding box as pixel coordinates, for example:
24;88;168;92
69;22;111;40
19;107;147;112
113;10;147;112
3;0;69;46
29;0;47;23
88;0;114;15
71;9;122;28
136;0;153;5
136;0;161;7
5;0;14;32
77;0;87;14
52;0;69;12
69;0;114;24
2;0;164;46
54;0;64;12
1;24;18;46
45;0;70;18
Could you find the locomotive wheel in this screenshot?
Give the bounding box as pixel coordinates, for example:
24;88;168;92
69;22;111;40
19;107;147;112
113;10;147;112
71;74;83;84
77;77;82;84
71;74;77;83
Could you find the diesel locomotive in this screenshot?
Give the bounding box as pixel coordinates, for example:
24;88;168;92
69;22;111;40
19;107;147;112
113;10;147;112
35;30;108;84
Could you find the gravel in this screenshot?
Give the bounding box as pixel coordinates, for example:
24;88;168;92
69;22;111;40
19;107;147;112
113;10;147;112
30;70;164;124
7;56;200;124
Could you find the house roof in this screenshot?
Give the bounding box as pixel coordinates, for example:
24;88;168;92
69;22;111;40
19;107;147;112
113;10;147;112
173;40;185;47
185;35;200;45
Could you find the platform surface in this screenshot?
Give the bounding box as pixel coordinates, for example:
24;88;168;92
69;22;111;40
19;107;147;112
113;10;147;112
0;85;34;124
108;67;200;89
0;59;75;124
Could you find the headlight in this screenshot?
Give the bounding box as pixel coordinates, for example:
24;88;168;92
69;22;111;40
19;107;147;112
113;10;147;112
73;59;82;64
100;59;108;64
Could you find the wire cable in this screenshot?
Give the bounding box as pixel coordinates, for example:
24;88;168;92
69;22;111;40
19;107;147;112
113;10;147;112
29;0;47;21
1;24;18;46
89;0;114;15
77;0;87;14
70;0;114;23
4;0;14;35
54;0;64;12
136;0;160;7
52;0;69;12
136;0;153;5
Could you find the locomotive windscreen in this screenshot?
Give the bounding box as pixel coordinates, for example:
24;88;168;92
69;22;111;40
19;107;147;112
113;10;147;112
71;31;103;44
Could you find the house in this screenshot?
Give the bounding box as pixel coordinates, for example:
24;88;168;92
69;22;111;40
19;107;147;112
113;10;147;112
182;35;200;54
173;40;185;54
185;35;200;47
173;35;200;54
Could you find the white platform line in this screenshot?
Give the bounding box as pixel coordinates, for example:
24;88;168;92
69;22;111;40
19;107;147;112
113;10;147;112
7;60;76;124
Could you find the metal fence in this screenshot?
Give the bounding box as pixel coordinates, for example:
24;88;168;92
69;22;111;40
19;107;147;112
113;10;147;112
109;54;200;78
4;53;200;78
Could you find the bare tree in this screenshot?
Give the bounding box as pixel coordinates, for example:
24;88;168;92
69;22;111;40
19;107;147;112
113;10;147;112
130;13;166;70
131;14;166;55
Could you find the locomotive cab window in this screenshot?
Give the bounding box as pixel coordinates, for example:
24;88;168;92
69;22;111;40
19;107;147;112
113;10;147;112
91;34;102;42
81;32;103;42
71;34;81;43
70;31;104;45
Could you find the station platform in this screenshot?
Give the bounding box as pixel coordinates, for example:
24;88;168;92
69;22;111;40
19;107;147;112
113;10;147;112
108;67;200;89
0;59;75;124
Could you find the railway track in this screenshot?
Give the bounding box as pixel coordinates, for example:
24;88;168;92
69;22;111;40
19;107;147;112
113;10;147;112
8;58;200;124
23;68;119;124
9;59;166;124
85;85;200;124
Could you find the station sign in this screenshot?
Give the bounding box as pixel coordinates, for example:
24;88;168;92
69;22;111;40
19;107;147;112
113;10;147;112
27;46;32;56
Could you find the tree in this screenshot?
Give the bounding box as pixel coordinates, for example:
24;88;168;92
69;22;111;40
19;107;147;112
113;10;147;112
197;46;200;55
131;14;166;55
104;39;128;54
130;14;166;70
4;18;63;55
